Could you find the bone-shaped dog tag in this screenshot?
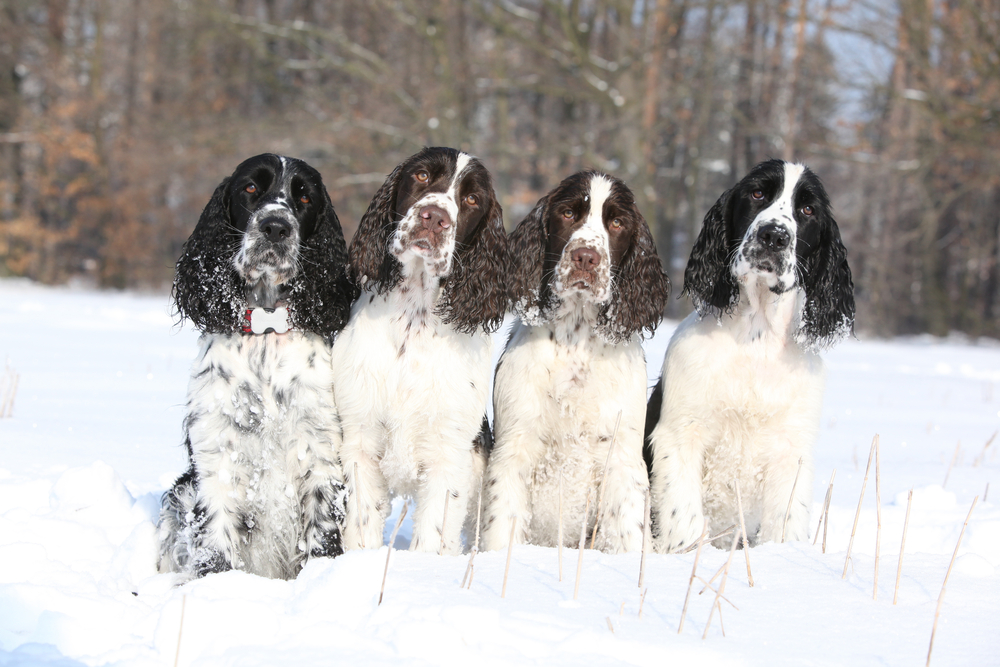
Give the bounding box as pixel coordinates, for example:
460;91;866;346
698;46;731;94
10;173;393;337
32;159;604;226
247;307;290;334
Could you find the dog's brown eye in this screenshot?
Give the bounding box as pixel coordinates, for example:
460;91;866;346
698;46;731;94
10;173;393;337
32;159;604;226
245;184;257;194
300;195;310;204
464;194;478;206
801;205;813;216
610;218;622;230
751;189;764;200
561;209;574;220
415;170;430;183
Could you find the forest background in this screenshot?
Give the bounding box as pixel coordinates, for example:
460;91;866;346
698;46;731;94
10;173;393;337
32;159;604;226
0;0;997;337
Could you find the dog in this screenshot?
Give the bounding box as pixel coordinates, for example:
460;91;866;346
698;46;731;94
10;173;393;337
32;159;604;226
330;147;509;554
481;170;670;553
644;159;854;552
158;154;355;579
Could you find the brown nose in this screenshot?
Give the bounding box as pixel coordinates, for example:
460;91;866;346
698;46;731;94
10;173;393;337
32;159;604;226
571;247;599;269
419;205;451;231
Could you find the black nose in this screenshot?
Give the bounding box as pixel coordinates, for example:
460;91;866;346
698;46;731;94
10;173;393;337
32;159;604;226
419;205;451;231
571;247;600;269
757;223;790;250
261;218;292;243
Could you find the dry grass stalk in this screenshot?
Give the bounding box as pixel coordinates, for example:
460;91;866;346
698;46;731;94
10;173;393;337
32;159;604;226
781;457;804;543
638;587;648;619
0;365;19;419
843;434;878;579
972;431;997;467
735;480;754;587
813;469;837;547
681;525;736;553
438;491;451;555
702;525;741;640
558;471;564;582
590;410;623;549
926;496;979;667
606;616;615;633
984;482;990;503
874;440;882;600
942;441;960;489
460;480;484;589
639;486;651;589
894;488;913;605
574;488;593;600
379;502;409;605
173;594;187;667
678;519;708;634
501;517;517;598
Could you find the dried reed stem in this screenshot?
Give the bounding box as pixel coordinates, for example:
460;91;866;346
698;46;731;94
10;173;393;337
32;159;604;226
591;410;623;549
893;488;913;605
972;431;997;467
843;434;878;579
460;480;484;589
874;440;882;600
985;482;990;503
698;560;728;595
501;517;517;598
379;502;409;605
558;471;564;582
173;594;186;667
926;496;978;667
703;525;741;640
678;519;708;634
439;490;451;555
574;488;593;600
606;617;615;633
1;368;18;419
638;486;651;589
638;587;648;619
735;480;754;587
814;469;837;547
942;441;960;489
781;457;804;543
681;525;736;553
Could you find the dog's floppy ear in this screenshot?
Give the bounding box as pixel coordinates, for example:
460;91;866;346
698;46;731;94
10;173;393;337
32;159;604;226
682;187;739;315
349;163;405;294
172;178;245;333
598;210;670;342
288;184;359;342
508;195;550;319
797;215;855;349
438;189;511;334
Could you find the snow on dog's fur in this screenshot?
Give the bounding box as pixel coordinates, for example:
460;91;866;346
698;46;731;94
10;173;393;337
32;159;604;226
644;159;854;552
482;171;669;553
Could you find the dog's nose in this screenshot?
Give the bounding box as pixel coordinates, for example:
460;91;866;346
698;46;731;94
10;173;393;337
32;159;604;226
757;223;790;250
261;218;293;243
571;247;600;269
419;205;451;231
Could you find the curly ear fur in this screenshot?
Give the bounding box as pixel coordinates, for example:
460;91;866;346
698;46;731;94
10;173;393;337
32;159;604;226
797;216;855;349
507;197;550;318
287;185;359;343
437;192;511;334
172;178;246;334
597;211;670;341
349;163;405;294
682;187;740;315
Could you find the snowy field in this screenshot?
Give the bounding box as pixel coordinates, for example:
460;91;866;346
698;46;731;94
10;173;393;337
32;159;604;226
1;277;998;667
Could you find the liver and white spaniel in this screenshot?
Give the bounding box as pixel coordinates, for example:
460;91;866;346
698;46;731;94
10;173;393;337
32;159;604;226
482;171;670;554
330;147;509;554
158;154;355;580
645;159;854;552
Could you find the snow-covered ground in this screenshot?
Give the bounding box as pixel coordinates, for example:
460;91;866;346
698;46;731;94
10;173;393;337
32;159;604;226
0;278;998;666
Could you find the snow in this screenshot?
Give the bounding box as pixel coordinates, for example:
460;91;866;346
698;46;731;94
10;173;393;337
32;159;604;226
1;278;998;666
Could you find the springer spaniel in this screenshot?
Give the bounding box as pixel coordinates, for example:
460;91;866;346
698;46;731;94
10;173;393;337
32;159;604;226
644;159;854;552
481;171;670;554
158;154;356;580
330;147;509;554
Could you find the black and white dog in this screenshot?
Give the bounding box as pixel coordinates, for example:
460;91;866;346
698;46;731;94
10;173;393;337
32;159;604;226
330;147;509;554
158;154;355;580
482;171;670;553
645;159;854;552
